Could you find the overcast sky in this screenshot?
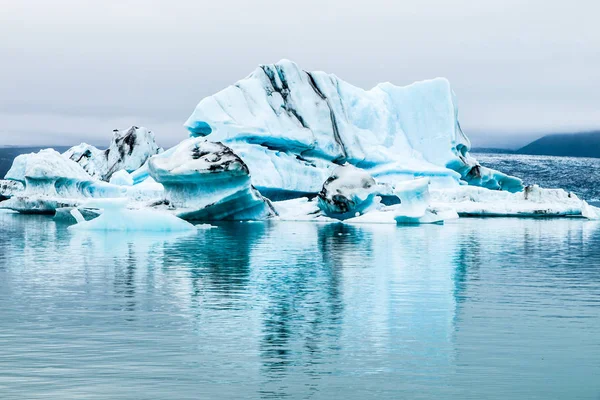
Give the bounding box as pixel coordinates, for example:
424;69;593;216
1;0;599;148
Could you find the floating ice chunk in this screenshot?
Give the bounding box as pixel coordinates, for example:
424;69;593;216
6;149;91;194
317;164;396;220
148;137;276;221
68;198;196;231
393;178;431;218
195;223;217;229
337;204;458;225
430;185;594;218
109;169;134;186
273;197;334;222
0;149;127;214
275;177;457;224
184;59;523;197
64;126;161;181
344;178;458;224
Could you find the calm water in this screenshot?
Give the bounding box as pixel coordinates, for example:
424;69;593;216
0;211;599;399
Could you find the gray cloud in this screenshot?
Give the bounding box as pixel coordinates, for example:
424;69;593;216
1;0;599;147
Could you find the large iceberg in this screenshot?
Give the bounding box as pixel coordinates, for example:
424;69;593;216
184;59;523;198
2;60;599;224
147;137;276;221
64;126;161;181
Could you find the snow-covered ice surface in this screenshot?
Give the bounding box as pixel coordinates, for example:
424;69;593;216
148;137;276;221
68;198;196;232
64;126;161;181
185;59;522;196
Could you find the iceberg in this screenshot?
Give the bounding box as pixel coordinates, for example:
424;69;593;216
2;59;599;224
147;137;276;221
276;175;457;224
317;164;384;219
390;178;458;224
430;185;593;218
68;198;196;232
1;149;125;213
64;126;161;181
184;59;523;198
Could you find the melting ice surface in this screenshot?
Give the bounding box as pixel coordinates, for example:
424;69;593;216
1;212;599;399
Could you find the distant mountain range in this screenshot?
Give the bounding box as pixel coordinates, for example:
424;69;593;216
473;131;600;158
517;131;600;157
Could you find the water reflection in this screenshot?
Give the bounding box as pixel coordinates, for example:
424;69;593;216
1;213;599;399
256;223;356;398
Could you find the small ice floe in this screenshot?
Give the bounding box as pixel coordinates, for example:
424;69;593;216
68;198;196;232
195;223;217;229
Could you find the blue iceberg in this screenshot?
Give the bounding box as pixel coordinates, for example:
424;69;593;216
185;59;523;198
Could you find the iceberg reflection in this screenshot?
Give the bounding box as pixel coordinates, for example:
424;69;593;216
1;212;600;399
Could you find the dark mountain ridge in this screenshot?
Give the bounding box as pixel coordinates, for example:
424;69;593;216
518;131;600;158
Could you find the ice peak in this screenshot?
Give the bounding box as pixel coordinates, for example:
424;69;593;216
65;126;161;181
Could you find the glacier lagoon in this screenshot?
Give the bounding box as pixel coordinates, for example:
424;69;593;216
1;210;599;399
1;59;600;399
